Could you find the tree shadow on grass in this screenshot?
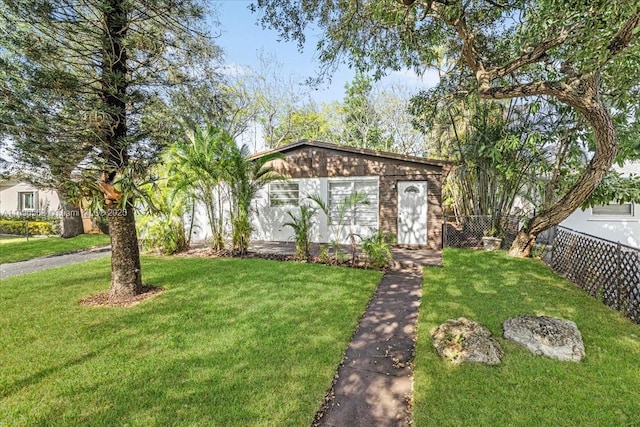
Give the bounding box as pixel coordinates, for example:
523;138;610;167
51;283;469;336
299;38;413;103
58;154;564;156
1;255;380;426
414;249;640;426
1;350;101;400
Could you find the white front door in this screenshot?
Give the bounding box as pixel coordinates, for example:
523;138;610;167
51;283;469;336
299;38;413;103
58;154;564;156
397;181;428;245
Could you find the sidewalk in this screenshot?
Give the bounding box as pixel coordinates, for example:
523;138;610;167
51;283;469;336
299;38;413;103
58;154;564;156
0;246;111;279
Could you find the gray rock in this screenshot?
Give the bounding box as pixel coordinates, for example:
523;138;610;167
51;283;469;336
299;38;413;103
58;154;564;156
431;318;503;365
503;315;585;362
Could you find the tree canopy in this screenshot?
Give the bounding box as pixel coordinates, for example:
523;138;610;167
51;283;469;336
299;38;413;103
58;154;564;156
0;0;220;300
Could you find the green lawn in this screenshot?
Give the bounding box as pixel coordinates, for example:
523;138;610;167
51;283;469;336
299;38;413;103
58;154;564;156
414;249;640;426
0;234;110;263
0;256;380;426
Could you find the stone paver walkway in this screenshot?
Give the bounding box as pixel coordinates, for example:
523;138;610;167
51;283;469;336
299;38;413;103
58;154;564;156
315;249;439;427
316;267;422;426
244;241;441;426
0;246;111;279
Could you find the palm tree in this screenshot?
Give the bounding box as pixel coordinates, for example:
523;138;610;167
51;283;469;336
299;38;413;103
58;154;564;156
225;144;282;255
137;164;190;254
308;191;369;260
168;125;232;250
167;124;281;254
283;204;317;260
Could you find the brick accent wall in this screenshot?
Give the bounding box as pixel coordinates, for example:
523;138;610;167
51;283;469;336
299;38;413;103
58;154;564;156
269;145;446;250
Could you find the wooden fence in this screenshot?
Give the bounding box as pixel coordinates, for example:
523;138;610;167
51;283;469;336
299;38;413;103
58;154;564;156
550;227;640;324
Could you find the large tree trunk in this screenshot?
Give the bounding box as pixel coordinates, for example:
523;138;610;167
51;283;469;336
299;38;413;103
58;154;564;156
58;191;84;238
507;76;618;257
100;0;143;301
448;5;636;258
107;202;142;301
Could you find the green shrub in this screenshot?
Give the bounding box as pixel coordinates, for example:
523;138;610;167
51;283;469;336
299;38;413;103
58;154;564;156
137;216;188;255
362;231;395;268
284;205;316;260
319;244;330;264
0;213;59;222
232;215;253;255
0;220;57;236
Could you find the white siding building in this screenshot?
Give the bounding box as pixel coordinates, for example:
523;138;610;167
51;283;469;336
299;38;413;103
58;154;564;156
251;176;380;244
560;161;640;248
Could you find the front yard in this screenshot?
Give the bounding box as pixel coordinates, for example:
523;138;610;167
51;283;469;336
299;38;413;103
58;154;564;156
2;248;638;426
0;234;110;264
0;256;380;426
414;249;640;426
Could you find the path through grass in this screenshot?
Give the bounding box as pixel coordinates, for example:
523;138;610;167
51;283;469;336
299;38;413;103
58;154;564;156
0;234;110;263
0;256;380;426
414;249;640;426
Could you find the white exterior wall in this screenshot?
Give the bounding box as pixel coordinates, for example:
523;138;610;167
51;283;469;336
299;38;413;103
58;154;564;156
560;161;640;248
189;188;233;243
561;205;640;248
560;204;640;248
251;178;325;243
251;177;380;244
0;182;60;214
187;203;213;243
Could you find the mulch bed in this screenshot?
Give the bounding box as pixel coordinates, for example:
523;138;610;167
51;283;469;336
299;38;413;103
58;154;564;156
177;247;379;270
80;285;164;308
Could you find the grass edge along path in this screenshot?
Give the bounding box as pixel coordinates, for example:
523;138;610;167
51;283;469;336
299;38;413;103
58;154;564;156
0;234;110;264
0;256;381;426
413;248;640;427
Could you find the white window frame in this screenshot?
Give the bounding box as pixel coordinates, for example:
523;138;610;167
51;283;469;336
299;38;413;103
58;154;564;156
327;177;379;227
19;191;36;211
591;203;633;217
269;181;299;207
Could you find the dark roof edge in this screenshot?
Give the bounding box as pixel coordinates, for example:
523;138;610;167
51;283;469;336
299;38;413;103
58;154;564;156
249;140;452;168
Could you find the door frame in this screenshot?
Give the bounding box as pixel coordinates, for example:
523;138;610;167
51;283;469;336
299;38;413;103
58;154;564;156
397;180;428;245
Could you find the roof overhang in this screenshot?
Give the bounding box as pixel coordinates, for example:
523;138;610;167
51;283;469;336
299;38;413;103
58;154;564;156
250;140;453;170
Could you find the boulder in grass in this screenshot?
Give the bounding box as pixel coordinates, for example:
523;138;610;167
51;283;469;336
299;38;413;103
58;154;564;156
431;317;504;365
503;315;585;362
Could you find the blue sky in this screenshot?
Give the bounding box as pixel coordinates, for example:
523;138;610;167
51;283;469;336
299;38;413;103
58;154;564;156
212;0;438;104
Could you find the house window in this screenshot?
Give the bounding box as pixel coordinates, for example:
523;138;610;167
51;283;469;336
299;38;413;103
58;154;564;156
328;179;378;227
592;203;633;216
269;182;299;207
19;192;36;211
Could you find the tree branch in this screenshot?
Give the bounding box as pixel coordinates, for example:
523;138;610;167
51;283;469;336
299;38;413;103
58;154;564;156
485;27;571;81
478;76;600;111
607;8;640;56
450;14;487;83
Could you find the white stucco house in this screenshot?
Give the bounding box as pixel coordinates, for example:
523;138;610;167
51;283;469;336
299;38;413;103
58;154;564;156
248;141;449;249
0;180;61;215
560;161;640;248
0;180;103;234
191;141;450;249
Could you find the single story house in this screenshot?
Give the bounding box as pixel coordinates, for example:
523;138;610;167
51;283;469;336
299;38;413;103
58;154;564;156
561;160;640;248
0;179;61;214
249;140;451;250
0;179;98;234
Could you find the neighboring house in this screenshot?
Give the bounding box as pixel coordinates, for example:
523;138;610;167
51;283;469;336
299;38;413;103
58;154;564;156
0;179;61;214
0;179;100;234
249;140;450;250
561;161;640;248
